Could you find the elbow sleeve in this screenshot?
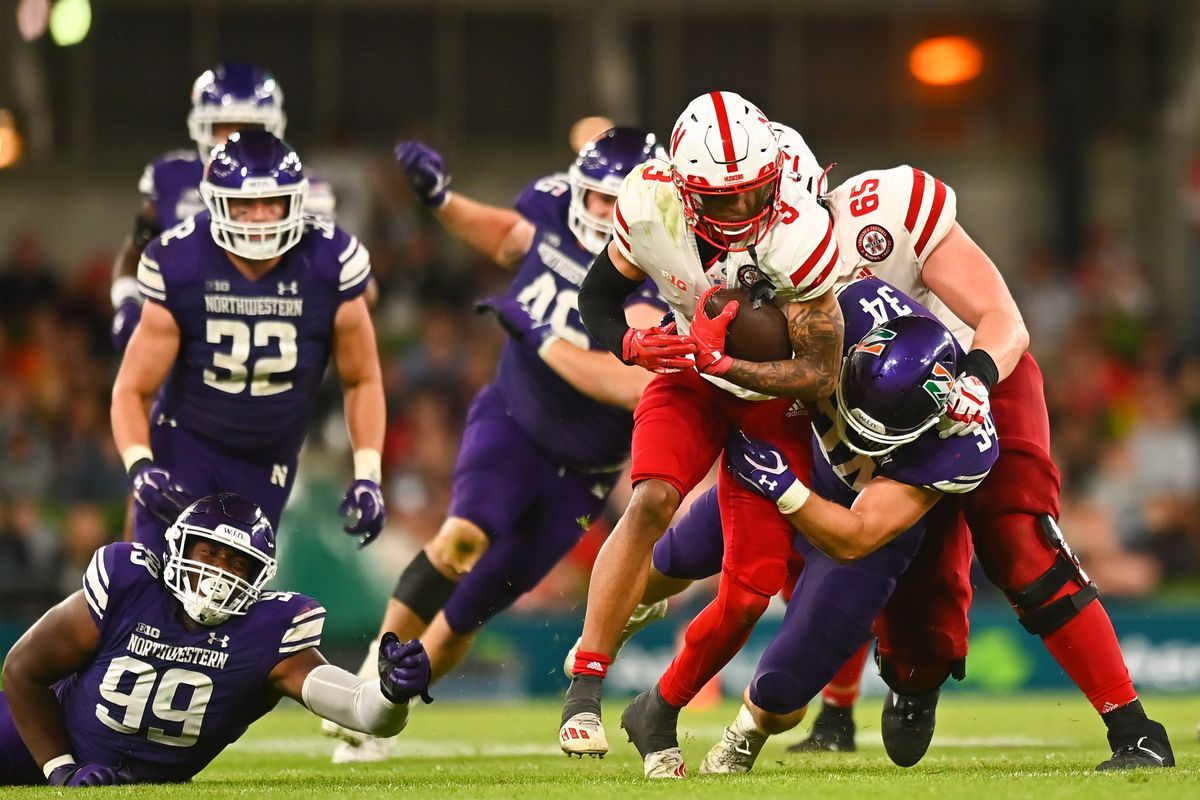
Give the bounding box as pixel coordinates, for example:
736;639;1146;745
578;245;643;359
301;664;410;738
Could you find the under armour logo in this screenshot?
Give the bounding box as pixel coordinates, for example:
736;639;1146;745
758;476;778;492
207;632;230;648
155;413;178;428
277;281;299;296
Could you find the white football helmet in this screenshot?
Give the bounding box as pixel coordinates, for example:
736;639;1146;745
668;91;782;251
769;122;826;196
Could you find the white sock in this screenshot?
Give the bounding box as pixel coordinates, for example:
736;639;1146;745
732;704;766;738
356;638;380;680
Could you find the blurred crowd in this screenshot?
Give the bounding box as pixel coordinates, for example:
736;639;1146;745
2;155;1199;614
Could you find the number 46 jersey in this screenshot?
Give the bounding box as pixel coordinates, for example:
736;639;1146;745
136;212;370;463
55;542;324;783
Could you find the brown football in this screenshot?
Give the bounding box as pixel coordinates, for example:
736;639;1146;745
704;288;792;362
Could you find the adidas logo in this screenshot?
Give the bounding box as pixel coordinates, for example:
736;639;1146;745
586;661;603;672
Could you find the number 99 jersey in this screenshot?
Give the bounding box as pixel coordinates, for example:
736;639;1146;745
136;212;370;463
57;542;323;783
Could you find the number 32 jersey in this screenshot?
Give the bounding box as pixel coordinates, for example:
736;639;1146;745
58;542;324;783
136;213;370;462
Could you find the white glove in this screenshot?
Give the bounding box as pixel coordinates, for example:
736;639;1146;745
940;374;990;438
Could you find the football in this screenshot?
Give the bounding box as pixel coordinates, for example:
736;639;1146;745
704;287;792;362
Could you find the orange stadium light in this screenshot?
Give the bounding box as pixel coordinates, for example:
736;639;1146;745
909;36;983;87
0;109;22;169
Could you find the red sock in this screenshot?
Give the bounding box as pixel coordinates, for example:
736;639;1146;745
1040;599;1137;714
822;641;871;707
658;576;769;708
572;650;612;680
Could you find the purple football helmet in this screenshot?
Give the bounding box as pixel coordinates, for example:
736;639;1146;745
188;62;287;159
835;314;958;456
163;493;278;626
200;129;309;260
568;126;663;254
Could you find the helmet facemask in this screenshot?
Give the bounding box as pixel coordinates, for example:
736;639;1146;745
163;523;277;627
188;104;287;161
567;170;621;255
674;161;782;252
200;177;308;261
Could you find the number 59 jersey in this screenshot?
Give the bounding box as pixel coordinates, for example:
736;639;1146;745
58;542;324;783
137;212;370;462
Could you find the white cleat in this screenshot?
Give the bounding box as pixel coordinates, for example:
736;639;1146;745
699;724;769;774
560;711;609;757
321;718;368;747
643;746;687;779
330;735;400;764
563;599;669;679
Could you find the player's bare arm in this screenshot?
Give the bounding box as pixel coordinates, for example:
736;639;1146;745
1;592;101;770
722;290;844;400
785;477;940;563
539;300;658;411
111;299;181;457
436;193;534;269
333;296;386;457
922;223;1028;381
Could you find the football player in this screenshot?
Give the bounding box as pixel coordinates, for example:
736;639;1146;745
561;91;847;758
110;130;387;556
616;278;996;778
321;127;668;763
771;123;1173;769
0;494;430;786
110;62;337;352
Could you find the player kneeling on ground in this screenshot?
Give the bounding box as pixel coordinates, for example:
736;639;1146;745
0;494;430;786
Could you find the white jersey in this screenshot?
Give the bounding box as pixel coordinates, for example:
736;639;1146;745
824;166;974;348
612;157;846;400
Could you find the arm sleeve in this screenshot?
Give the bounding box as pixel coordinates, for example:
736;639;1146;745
301;664;410;738
578;244;644;359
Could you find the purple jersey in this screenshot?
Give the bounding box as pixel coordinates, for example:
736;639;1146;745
811;277;998;498
58;542;323;783
137;213;370;462
139;150;337;231
493;174;666;470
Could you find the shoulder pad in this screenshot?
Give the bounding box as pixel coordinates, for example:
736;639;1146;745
83;542;160;622
760;183;843;300
261;594;327;655
611;158;679;267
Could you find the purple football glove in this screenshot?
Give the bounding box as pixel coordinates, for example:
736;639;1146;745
377;632;433;704
111;298;142;351
725;431;801;505
393;141;451;208
129;462;194;525
473;295;551;348
339;479;386;548
47;763;134;787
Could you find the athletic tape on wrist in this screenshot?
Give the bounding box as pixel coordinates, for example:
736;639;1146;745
121;445;154;474
353;449;382;483
43;754;76;780
777;480;811;515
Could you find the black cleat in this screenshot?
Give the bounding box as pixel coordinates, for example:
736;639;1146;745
620;687;686;779
881;688;939;767
1096;718;1175;770
786;703;857;753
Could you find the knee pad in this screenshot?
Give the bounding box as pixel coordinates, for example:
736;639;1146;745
391;550;459;624
1005;516;1099;636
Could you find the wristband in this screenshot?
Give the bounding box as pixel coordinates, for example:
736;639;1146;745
43;754;76;780
122;445;154;474
777;480;811;515
111;276;143;310
354;449;382;483
960;349;1000;390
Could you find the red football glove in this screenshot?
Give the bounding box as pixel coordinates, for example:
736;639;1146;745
621;322;695;374
688;286;739;376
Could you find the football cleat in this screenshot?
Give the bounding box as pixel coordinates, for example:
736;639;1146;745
881;688;939;767
562;600;669;679
1096;718;1175;770
330;735;399;764
620;687;685;779
699;723;768;774
320;718;367;747
560;712;608;757
786;703;857;753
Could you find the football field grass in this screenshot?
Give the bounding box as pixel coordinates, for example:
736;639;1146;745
9;693;1197;798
